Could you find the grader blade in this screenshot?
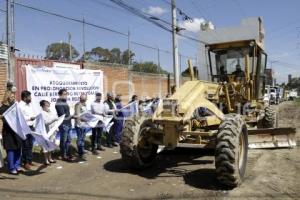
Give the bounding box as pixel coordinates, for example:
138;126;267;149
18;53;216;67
248;127;297;149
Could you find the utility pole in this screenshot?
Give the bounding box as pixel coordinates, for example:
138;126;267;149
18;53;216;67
171;0;180;88
82;16;86;61
127;30;131;66
178;53;182;76
6;0;15;82
68;32;72;61
157;47;161;97
128;29;132;99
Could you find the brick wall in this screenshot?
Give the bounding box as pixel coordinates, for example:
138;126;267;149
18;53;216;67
84;62;173;102
14;58;180;103
0;62;7;102
84;62;130;101
0;61;7;133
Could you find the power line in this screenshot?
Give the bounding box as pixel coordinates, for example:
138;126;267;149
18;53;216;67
109;0;172;32
14;2;128;37
190;0;208;19
161;0;193;21
0;8;6;13
110;0;206;44
131;40;194;59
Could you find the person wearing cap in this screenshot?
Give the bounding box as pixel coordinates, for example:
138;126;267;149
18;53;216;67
6;81;16;92
104;92;117;148
90;92;106;155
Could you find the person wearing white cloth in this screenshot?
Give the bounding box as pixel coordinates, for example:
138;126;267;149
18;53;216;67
19;90;36;170
90;93;106;155
40;100;57;165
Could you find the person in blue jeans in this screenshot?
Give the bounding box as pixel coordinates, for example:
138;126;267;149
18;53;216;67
74;94;88;159
55;89;73;162
114;95;124;143
0;91;23;175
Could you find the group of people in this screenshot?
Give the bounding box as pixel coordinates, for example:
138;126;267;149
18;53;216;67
0;85;139;175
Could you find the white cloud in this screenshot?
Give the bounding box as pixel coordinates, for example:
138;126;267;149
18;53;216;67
144;6;167;16
178;18;215;33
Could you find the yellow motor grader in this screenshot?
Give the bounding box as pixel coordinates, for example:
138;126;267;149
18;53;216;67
120;39;296;188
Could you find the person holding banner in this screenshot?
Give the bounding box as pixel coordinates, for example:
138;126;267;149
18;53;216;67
91;93;106;155
129;95;139;104
0;91;23;175
19;90;36;170
40;100;58;165
55;89;73;162
74;94;88;159
114;95;124;144
104;92;117;148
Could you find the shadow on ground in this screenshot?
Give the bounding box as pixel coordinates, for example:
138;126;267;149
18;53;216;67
104;147;229;190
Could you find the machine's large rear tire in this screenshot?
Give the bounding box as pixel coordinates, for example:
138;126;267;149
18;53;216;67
120;116;158;169
258;106;276;128
215;114;248;188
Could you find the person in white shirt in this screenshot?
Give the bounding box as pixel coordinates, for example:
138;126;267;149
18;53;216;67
19;90;36;170
40;100;58;165
90;93;106;155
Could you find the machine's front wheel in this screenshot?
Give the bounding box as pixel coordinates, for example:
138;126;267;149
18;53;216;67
258;106;276;128
215;114;248;188
120;116;158;169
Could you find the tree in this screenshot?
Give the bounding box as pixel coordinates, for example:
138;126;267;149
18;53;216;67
287;77;300;90
89;47;112;62
110;48;122;63
45;42;79;60
121;49;135;65
132;61;168;74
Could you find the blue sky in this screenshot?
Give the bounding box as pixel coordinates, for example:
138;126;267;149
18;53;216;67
0;0;300;83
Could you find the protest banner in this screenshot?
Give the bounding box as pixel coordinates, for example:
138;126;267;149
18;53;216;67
47;115;65;139
120;101;139;118
31;132;57;152
80;112;101;128
3;102;31;140
25;65;103;113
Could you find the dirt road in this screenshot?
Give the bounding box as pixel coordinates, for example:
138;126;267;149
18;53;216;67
0;101;299;200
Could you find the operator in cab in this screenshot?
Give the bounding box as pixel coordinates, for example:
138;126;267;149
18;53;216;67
232;64;245;81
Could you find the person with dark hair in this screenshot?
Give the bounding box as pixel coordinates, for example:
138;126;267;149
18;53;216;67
129;95;138;104
90;93;106;155
40;100;58;165
74;94;88;160
232;64;245;80
104;92;117;148
19;90;36;170
55;89;73;162
114;95;124;144
0;91;23;175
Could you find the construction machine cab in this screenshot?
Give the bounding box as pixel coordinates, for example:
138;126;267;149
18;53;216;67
207;40;267;112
